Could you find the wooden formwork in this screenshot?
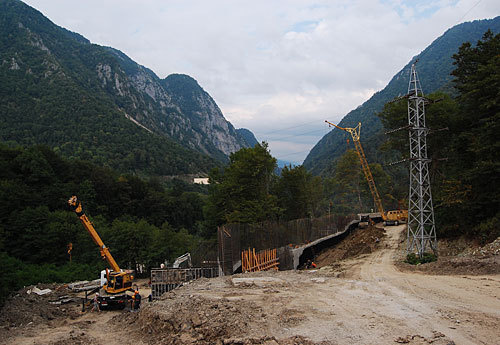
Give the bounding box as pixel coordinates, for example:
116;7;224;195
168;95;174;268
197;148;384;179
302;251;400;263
151;267;219;299
241;248;279;273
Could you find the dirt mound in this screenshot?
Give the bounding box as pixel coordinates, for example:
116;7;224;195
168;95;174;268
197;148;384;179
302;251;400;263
114;276;328;345
0;284;81;329
314;225;385;266
397;236;500;275
118;294;263;344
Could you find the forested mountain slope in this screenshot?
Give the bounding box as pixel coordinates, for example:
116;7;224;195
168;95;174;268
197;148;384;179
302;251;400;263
0;0;254;175
303;17;500;175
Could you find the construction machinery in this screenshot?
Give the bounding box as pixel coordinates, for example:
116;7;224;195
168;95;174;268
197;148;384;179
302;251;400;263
325;121;407;226
68;196;134;309
172;252;192;268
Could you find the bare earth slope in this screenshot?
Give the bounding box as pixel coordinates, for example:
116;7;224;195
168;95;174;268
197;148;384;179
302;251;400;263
3;225;499;344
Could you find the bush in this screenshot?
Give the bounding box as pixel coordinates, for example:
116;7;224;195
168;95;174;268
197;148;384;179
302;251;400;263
473;215;500;245
405;252;437;265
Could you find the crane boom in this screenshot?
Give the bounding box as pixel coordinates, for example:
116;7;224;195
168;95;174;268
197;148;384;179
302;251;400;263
325;120;386;219
68;196;121;272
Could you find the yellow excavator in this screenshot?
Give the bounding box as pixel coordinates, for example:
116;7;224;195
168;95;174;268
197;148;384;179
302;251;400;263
325;121;407;226
68;196;134;309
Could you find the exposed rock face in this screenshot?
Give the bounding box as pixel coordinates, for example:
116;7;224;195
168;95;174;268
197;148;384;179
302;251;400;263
101;48;249;159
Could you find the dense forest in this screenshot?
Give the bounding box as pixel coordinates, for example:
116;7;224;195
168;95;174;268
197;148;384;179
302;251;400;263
0;143;212;303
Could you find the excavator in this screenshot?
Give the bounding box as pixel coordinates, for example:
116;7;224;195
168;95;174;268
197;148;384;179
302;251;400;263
325;121;407;226
172;253;192;268
68;196;134;309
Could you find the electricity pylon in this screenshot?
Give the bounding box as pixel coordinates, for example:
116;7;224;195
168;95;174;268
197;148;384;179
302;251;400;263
407;62;437;258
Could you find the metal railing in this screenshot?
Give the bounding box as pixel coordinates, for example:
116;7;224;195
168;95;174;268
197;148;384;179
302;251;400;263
150;267;219;299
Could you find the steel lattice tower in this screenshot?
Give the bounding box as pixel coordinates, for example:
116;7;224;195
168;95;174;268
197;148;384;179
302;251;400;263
407;63;437;257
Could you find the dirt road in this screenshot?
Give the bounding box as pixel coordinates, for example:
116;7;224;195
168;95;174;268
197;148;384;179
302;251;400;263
3;225;499;344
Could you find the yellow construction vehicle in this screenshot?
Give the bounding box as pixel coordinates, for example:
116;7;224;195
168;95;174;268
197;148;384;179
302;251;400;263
325;121;407;226
68;196;134;308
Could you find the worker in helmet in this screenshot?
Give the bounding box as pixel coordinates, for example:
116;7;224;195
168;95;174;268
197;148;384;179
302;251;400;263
306;259;317;269
132;289;142;311
91;292;101;313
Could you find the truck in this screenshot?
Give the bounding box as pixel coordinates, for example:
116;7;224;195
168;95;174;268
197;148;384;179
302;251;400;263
68;196;134;309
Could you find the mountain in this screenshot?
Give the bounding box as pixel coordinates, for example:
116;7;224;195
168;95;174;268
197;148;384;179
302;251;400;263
0;0;253;175
303;17;500;175
236;128;259;147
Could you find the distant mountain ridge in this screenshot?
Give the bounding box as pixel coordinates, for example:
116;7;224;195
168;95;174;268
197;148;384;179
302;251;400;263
0;0;256;175
236;128;259;147
303;17;500;175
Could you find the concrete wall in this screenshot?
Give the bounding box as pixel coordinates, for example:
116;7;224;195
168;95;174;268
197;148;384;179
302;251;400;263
279;219;360;270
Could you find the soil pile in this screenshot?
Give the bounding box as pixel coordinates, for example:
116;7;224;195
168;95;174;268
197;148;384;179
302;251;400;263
397;236;500;275
0;284;82;329
116;275;329;345
314;225;385;267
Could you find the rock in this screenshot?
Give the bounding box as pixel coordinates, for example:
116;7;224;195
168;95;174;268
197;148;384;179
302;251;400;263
192;314;202;327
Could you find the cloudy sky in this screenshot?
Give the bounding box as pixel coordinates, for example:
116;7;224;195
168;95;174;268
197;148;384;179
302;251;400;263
23;0;499;163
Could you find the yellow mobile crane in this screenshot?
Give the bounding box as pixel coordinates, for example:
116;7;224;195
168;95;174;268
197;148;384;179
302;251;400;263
325;121;407;225
68;196;134;309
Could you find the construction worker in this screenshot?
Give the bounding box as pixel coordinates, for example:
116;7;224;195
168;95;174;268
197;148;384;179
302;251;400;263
306;259;317;269
132;290;142;311
91;293;101;313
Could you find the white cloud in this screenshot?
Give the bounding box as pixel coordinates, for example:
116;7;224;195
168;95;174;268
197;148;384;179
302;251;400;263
22;0;500;163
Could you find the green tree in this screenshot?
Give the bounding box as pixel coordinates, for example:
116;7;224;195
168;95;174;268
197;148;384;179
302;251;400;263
275;165;323;220
449;30;500;241
329;150;364;214
205;142;279;227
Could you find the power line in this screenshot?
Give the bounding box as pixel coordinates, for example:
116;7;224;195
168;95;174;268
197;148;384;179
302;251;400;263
255;117;332;135
457;0;483;23
275;149;311;158
264;129;326;142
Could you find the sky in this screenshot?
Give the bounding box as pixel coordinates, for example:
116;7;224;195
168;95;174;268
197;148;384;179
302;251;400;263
22;0;500;164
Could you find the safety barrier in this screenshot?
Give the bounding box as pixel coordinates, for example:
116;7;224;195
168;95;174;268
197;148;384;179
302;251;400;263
241;248;279;273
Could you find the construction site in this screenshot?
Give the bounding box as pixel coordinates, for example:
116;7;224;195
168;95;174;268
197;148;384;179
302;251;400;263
1;63;499;345
1;222;499;345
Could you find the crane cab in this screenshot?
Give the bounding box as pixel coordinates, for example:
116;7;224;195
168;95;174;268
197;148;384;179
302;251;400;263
103;270;134;294
384;210;408;226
